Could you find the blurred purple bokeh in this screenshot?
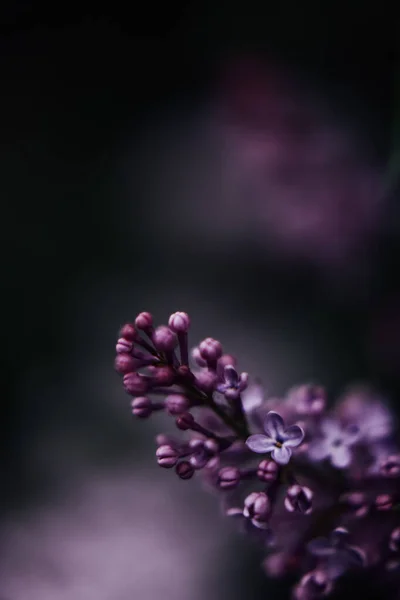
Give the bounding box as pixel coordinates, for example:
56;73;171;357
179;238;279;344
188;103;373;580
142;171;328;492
135;56;386;282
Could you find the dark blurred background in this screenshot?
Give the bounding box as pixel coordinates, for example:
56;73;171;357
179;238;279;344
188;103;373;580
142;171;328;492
1;2;398;599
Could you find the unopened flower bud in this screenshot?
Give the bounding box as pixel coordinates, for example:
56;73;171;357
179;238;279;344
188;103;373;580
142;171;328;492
217;354;237;378
187;437;220;469
294;570;333;600
386;559;400;571
123;372;149;395
153;326;178;351
195;370;217;393
390;527;400;552
381;455;400;478
192;347;207;367
199;337;223;363
243;492;271;528
114;354;138;374
375;494;393;511
153;366;175;386
340;491;369;518
284;484;313;515
218;466;241;490
176;365;195;382
156;444;179;468
131;396;152;418
119;323;139;341
203;438;219;454
176;460;194;480
176;412;195;430
116;337;133;354
257;459;279;482
168;311;190;333
165;394;190;415
135;312;153;330
263;553;301;578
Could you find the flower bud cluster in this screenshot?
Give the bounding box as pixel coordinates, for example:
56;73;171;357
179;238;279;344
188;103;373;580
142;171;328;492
115;311;400;599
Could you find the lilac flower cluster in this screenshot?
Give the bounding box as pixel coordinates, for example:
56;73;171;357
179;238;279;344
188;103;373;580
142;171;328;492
115;311;400;599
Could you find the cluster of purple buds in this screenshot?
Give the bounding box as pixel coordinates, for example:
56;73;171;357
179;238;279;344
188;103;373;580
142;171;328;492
115;311;400;599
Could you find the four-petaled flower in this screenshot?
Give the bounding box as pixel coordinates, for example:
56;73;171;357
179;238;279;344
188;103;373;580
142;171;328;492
246;411;305;465
307;419;359;469
307;527;365;579
217;365;249;400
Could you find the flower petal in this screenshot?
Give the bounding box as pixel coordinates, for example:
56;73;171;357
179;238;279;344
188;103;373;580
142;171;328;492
282;425;305;447
216;383;228;394
238;372;249;392
264;411;285;439
246;434;276;454
271;445;291;465
330;445;352;469
320;418;342;439
307;537;336;557
242;384;264;413
308;441;330;462
342;423;361;445
224;365;239;386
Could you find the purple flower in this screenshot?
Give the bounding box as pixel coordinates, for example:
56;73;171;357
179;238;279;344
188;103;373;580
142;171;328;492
246;411;305;465
307;419;359;469
307;527;365;579
188;438;219;470
216;364;248;399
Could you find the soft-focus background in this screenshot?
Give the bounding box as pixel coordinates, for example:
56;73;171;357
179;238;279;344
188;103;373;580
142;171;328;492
1;2;398;599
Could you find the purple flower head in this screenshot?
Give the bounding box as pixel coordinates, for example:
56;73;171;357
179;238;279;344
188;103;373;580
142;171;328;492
216;364;249;400
307;527;366;579
307;419;359;469
246;411;305;465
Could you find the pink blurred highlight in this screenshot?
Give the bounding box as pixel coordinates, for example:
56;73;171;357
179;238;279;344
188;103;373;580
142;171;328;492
0;469;225;600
